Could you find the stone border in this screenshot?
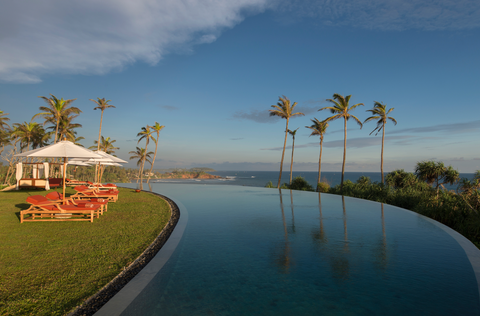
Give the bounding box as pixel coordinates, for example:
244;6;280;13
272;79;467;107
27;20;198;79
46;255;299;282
67;190;180;316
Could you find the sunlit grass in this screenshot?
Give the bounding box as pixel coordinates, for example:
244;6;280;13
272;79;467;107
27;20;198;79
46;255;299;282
0;187;170;316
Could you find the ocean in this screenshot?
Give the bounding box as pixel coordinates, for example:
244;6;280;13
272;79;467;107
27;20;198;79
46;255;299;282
148;171;475;191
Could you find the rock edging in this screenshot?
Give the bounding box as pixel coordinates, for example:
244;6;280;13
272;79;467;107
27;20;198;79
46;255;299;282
68;191;180;316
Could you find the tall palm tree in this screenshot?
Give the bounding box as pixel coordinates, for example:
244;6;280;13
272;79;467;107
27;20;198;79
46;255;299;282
129;147;153;181
137;126;154;182
0;128;11;156
30;125;49;149
90;98;115;151
89;136;119;183
89;136;119;154
364;101;397;183
269;96;304;188
146;122;165;183
0;110;10;131
72;135;85;147
34;94;80;143
287;128;299;185
0;111;11;157
12;121;42;152
47;113;82;142
319;94;364;192
306;118;329;192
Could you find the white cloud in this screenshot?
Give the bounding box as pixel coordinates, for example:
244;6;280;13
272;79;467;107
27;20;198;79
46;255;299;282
275;0;480;31
0;0;269;83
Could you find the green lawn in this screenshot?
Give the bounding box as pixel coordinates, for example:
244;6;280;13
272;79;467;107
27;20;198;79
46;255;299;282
0;187;171;316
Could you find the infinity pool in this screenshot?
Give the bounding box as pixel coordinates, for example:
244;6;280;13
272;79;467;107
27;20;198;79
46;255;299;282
96;184;480;315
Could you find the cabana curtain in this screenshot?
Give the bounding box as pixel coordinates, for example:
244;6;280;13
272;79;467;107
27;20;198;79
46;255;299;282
15;163;22;190
44;162;50;190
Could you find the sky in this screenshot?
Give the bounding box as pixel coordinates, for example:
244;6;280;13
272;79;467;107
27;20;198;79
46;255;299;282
1;0;479;172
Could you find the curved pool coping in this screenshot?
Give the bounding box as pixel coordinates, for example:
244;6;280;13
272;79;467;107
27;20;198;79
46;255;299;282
93;194;188;316
93;188;480;314
342;193;480;301
67;190;186;316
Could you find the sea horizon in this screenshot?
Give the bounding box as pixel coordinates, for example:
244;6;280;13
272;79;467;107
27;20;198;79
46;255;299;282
147;170;475;191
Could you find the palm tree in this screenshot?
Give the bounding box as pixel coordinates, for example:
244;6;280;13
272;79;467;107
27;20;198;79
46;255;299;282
89;136;119;183
287;128;299;185
269;96;304;188
0;111;11;157
364;101;397;183
0;110;10;131
47;113;82;142
34;94;80;143
129;147;153;181
146;122;165;183
0;128;11;156
72;135;85;147
306;118;329;192
30;125;49;149
319;94;364;192
137;126;154;182
90;98;115;151
89;136;119;154
12;121;42;152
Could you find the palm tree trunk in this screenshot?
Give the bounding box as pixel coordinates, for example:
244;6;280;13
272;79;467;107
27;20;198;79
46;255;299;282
381;125;385;183
341;118;347;192
97;110;104;151
289;136;295;185
147;134;159;184
140;143;148;184
54;118;59;143
277;119;289;188
317;137;323;192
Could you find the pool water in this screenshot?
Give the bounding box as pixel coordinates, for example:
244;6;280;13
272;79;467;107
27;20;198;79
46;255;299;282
103;184;480;315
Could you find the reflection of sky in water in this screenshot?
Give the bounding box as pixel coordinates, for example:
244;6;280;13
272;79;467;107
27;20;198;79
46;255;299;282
120;184;480;316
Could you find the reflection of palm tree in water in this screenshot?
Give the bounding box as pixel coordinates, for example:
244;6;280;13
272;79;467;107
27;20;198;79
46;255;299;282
312;192;327;244
275;189;291;274
342;195;349;252
312;193;350;280
330;196;350;281
289;190;295;234
373;203;388;270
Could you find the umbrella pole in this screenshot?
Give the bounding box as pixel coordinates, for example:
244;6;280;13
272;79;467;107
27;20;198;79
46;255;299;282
63;157;67;205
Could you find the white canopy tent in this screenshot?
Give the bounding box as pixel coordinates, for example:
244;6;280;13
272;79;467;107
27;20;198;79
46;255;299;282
14;141;103;204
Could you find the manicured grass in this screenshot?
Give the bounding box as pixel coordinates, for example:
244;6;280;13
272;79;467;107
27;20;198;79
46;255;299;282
0;187;171;316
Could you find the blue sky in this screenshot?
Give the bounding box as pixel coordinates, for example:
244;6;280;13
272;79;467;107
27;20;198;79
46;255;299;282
1;0;479;172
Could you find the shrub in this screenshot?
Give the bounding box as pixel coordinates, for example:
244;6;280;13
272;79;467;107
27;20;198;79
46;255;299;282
288;176;314;191
317;182;330;193
265;181;275;188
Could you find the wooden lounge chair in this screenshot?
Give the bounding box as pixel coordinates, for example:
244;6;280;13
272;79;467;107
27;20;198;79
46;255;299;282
45;191;109;214
86;181;117;190
20;195;100;223
65;178;89;186
71;185;119;202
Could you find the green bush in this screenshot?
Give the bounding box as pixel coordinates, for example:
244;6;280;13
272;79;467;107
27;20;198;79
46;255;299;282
317;182;330;193
265;181;275;188
288;176;314;191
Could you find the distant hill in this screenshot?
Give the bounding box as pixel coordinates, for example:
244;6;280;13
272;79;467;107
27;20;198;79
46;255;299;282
153;167;216;173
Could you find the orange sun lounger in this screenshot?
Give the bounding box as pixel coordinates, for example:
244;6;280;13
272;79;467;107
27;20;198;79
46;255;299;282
86;181;117;190
71;185;119;202
20;195;101;223
45;191;109;214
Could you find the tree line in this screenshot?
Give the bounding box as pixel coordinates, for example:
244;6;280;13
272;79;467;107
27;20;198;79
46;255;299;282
270;93;397;192
0;95;165;185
